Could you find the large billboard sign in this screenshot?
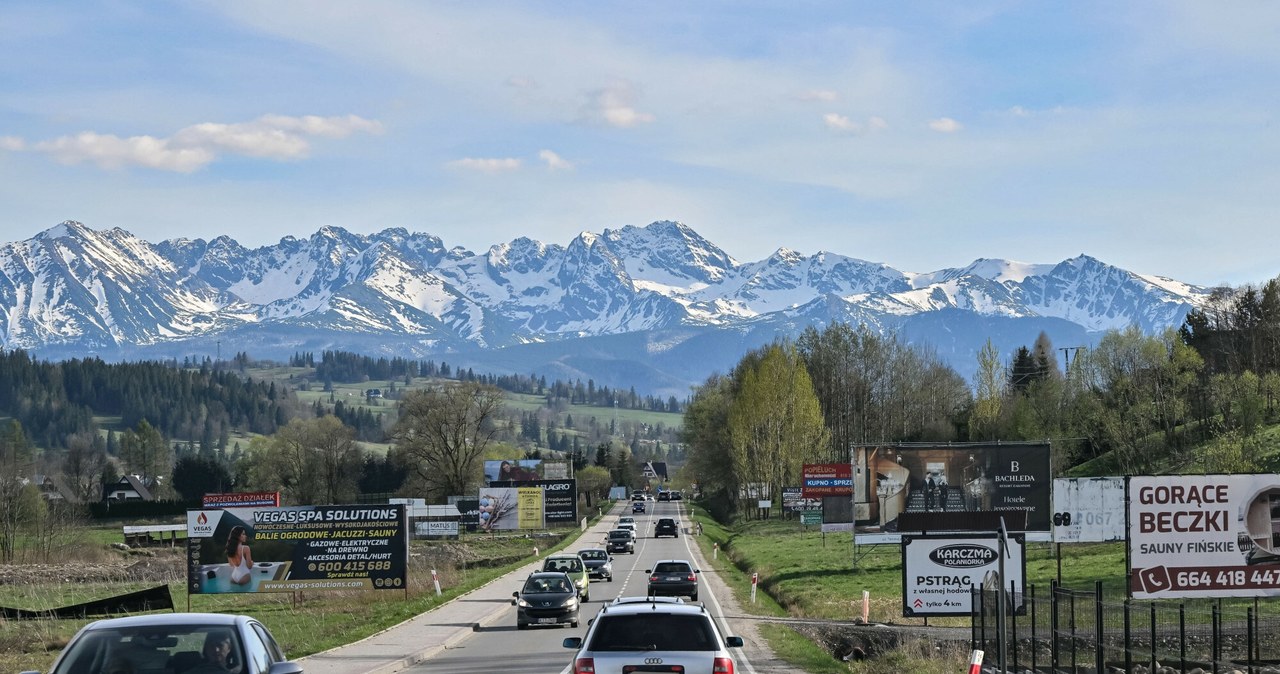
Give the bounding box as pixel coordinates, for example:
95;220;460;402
854;443;1051;544
802;463;852;499
484;459;545;484
477;486;552;531
1129;474;1280;599
1052;477;1126;543
901;534;1026;617
186;504;407;594
488;479;578;525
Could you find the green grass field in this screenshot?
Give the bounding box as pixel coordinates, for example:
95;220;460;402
0;510;612;674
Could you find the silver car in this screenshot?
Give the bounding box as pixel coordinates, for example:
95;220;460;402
21;612;301;674
562;596;744;674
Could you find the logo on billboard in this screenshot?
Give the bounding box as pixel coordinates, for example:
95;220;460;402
187;510;218;537
545;482;572;491
929;544;998;568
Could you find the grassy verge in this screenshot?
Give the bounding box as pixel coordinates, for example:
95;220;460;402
0;509;610;674
684;504;1137;673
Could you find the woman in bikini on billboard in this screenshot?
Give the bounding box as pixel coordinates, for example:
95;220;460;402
225;526;254;586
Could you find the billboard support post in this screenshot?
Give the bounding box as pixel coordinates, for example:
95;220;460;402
1094;581;1104;674
996;518;1008;674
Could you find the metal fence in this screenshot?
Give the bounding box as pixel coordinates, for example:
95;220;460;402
971;581;1280;673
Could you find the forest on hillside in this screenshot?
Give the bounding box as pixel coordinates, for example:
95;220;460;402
687;276;1280;516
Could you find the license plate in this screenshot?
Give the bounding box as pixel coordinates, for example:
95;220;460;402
538;617;558;624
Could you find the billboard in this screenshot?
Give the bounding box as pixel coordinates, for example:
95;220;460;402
854;443;1051;544
782;487;822;513
488;479;578;525
186;504;407;594
901;534;1026;617
802;463;852;499
1052;477;1126;543
484;459;545;484
1129;474;1280;599
202;491;280;508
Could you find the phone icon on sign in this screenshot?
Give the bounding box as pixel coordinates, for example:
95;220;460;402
1138;566;1171;594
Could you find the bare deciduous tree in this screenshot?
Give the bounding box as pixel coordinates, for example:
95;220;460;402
390;382;505;501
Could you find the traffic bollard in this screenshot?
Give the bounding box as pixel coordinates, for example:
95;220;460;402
751;572;758;604
431;569;442;596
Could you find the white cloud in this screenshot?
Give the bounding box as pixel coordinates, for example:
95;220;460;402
17;114;383;172
929;117;963;133
800;89;839;102
446;157;522;173
823;113;862;133
824;114;888;134
539;149;573;170
0;136;26;151
506;76;538;89
1009;106;1030;117
34;132;217;172
582;81;655;128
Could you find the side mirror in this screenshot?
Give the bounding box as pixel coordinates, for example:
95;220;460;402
644;569;652;573
563;637;583;649
725;636;744;648
513;591;520;598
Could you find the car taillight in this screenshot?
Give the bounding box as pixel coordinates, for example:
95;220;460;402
650;575;659;582
712;656;734;673
687;574;697;581
574;657;596;673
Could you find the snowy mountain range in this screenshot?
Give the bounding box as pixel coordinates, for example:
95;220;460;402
0;220;1212;396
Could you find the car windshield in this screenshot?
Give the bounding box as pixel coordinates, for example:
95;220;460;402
587;614;717;651
524;577;572;593
53;624;245;674
609;531;630;539
580;550;607;560
545;558;582;573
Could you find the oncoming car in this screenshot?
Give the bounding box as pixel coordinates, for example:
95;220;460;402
513;571;580;630
577;548;614;582
21;612;301;674
541;553;591;601
562;596;744;674
606;529;635;554
632;500;646;513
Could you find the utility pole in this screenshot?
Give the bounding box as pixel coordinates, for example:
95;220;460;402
216;340;222;367
1058;346;1085;371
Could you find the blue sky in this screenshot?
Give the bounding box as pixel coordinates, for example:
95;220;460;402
2;1;1278;287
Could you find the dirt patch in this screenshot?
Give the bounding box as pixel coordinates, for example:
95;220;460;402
0;552;185;586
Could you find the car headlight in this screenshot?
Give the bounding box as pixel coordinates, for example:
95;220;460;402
601;562;612;571
561;597;578;608
516;598;531;607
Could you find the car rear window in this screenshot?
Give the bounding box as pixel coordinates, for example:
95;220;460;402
587;614;717;651
654;562;691;573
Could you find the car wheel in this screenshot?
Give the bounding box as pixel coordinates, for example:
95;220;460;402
690;592;698;601
571;618;580;628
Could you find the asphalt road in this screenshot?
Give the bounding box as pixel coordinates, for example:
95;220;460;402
401;499;771;674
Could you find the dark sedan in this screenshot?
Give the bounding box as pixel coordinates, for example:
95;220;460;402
654;517;679;538
606;529;635;554
647;560;699;601
513;572;580;629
